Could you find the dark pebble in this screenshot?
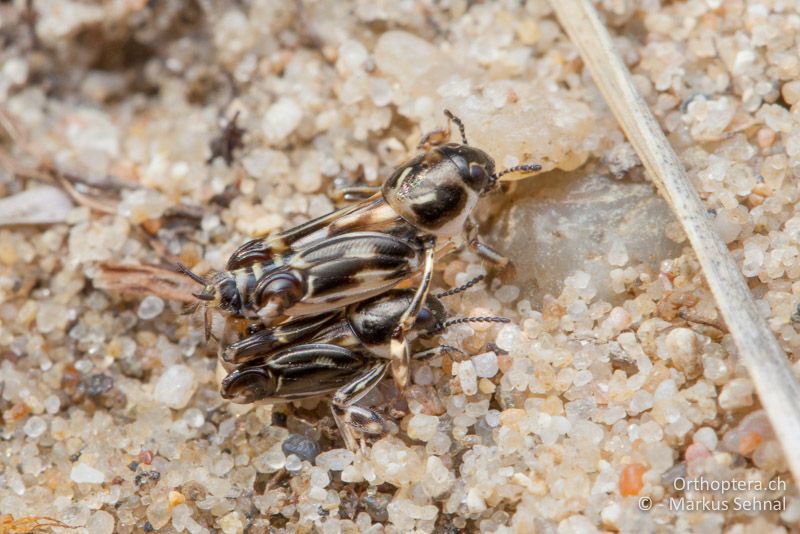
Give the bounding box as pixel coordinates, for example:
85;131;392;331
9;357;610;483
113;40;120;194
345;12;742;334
86;373;114;397
363;492;390;523
281;433;320;463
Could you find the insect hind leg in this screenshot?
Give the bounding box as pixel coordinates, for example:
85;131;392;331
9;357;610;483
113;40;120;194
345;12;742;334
390;242;435;391
331;361;389;453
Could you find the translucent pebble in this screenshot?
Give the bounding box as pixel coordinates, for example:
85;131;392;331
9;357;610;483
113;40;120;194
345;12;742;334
638;421;664;443
653;379;678;401
495;285;520;304
86;510;115;534
685;443;710;463
219;511;243;534
309;467;330;488
308;486;327;502
284;454;302;472
426;432;452;455
44;394;61;415
23;415;47;438
465;400;489;418
606;307;632;331
407;414;439;442
36;302;66;334
262;97;303;143
316;448;355;471
495;324;522;352
702;356;729;382
70;462;105;484
154;365;197;409
573;370;593;387
567;270;591;289
718;378;754;410
296;158;322;193
183;408;205;428
423;456;453;497
466;488;486;513
337;39;369;74
628;390;653;415
693;426;719;451
456;361;478;395
600;405;627;425
663;328;701;377
414;364;434;385
74;358;93;373
485;410;501;427
254;447;286;473
137;295;165;320
369;78;392;107
371;438;425;485
172;504;193;531
242;148;290;181
211;454;234;476
722;410;774;454
601;502;621;529
472;352;498;378
607;241;629;266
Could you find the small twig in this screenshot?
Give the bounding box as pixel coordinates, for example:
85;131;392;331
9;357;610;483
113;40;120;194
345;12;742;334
50;170;119;214
678;309;727;333
550;0;800;482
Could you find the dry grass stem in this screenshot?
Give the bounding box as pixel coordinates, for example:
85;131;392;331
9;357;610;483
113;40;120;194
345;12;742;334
550;0;800;481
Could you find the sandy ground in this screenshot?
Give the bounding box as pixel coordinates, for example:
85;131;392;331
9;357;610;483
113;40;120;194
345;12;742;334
1;1;799;533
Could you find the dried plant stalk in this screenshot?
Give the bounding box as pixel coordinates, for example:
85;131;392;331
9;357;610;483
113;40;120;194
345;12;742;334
549;0;800;481
95;263;198;303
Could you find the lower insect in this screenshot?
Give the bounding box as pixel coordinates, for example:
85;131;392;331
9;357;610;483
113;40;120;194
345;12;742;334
219;277;508;452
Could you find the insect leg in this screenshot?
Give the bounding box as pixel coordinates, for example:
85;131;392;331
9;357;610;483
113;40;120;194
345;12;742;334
329;185;382;203
226;201;369;270
331;361;390;452
390;242;436;389
412;344;464;361
416;109;468;150
469;239;509;268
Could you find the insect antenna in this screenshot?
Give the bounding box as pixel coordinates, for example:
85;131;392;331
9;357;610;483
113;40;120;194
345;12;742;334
176;262;207;286
443;109;468;145
435;275;485;298
422;316;511;337
490;163;542;186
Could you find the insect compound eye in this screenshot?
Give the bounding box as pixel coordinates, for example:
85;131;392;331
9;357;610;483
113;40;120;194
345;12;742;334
413;307;433;330
465;162;490;192
219;279;242;312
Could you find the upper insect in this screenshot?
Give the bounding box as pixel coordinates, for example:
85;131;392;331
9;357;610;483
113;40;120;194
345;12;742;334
179;109;541;330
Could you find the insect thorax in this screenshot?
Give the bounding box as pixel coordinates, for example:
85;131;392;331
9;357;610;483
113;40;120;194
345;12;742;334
381;144;495;236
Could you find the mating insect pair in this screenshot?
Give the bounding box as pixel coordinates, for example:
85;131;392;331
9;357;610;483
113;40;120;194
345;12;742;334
179;109;540;399
218;276;508;451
